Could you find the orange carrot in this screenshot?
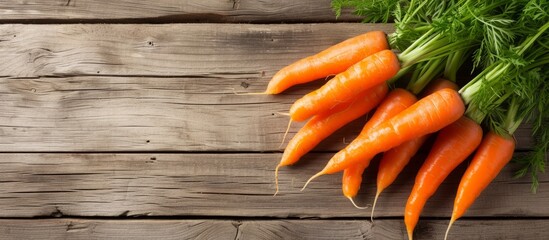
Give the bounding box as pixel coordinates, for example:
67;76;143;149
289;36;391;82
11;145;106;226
275;83;388;194
371;79;459;219
303;88;465;188
373;136;427;215
265;31;389;94
404;116;483;240
342;88;418;208
444;131;515;239
290;49;400;122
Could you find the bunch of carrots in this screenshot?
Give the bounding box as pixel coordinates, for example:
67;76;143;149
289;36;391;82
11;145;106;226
240;0;548;239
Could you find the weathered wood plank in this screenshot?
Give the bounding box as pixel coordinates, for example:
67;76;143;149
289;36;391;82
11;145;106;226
0;24;537;152
0;24;393;78
0;153;545;218
0;219;237;240
0;0;360;23
0;77;535;151
239;219;549;240
0;219;548;240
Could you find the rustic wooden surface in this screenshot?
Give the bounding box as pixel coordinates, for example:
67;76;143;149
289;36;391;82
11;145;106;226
0;153;545;218
0;0;360;23
1;219;548;240
0;1;547;239
0;24;533;151
0;76;534;152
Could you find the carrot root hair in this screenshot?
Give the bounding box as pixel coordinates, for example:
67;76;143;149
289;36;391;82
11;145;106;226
444;217;456;240
347;196;369;209
370;190;381;223
301;171;324;191
274;164;281;196
230;88;268;95
276;112;290;116
279;119;293;148
408;231;413;240
324;74;336;81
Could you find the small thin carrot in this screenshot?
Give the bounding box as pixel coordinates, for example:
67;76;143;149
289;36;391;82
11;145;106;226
290;49;400;122
275;83;388;194
404;116;483;240
371;79;459;220
303;88;465;189
372;137;427;218
265;31;389;94
444;131;515;240
342;88;418;208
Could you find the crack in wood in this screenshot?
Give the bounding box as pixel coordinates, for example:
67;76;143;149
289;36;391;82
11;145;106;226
119;210;130;217
66;221;88;232
232;0;240;10
232;221;242;240
51;207;63;218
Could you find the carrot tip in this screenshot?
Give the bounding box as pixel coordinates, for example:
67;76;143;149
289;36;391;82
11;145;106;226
347;197;369;209
301;171;324;191
230;88;268;95
278;119;293;149
274;165;281;196
370;190;381;223
276;112;290;116
444;218;456;240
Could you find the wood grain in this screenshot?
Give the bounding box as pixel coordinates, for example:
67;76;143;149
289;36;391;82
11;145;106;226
2;5;545;239
0;76;535;152
0;23;392;78
0;153;545;218
0;219;237;240
0;0;361;23
0;24;537;152
0;219;548;240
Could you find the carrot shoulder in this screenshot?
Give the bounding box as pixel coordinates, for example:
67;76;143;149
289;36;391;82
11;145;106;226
266;31;389;94
420;78;459;98
289;49;400;122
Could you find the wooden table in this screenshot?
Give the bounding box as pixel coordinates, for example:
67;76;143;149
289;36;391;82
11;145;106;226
0;1;547;239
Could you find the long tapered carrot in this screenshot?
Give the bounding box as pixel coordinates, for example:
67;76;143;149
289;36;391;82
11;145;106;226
444;131;515;240
290;49;400;122
302;88;465;189
265;31;389;94
275;83;388;194
404;116;483;240
371;79;459;220
342;88;418;208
